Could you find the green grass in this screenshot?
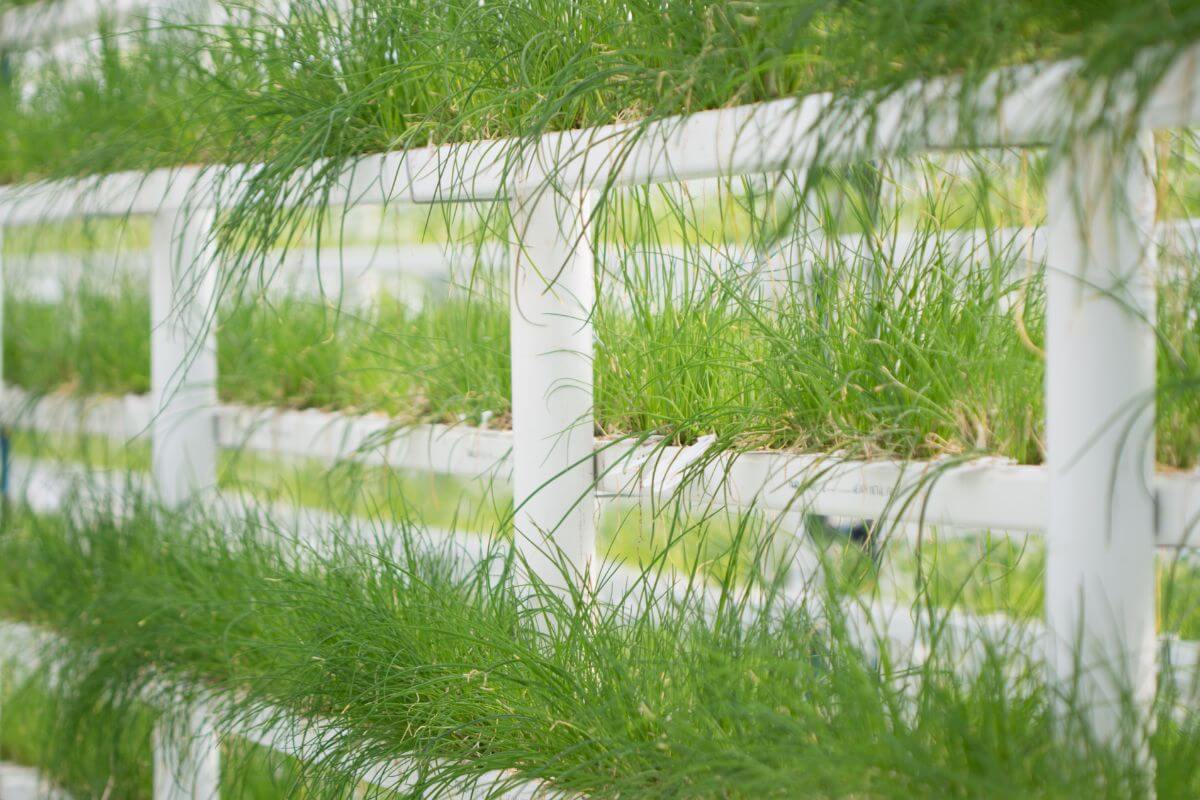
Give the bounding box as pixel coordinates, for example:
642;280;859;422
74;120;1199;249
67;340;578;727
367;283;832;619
8;220;1200;467
4;273;151;397
0;0;1191;289
0;504;1197;798
0;665;321;799
883;534;1200;641
5;425;813;587
0;666;155;798
218;289;511;424
892;534;1046;621
8;427;152;472
0;0;1192;188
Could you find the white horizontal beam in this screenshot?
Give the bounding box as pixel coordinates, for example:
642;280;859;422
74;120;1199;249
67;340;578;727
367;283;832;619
216;403;515;479
0;761;72;800
0;0;201;47
2;243;481;282
0;166;224;226
6;386;1200;546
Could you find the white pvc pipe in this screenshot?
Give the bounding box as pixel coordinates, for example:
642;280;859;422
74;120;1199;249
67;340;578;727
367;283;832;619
0;227;5;394
19;382;1200;547
1044;132;1158;750
0;226;10;505
152;703;220;800
150;210;218;508
508;185;597;590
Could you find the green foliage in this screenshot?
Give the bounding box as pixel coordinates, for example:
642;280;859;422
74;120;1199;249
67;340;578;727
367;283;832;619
891;535;1200;641
0;29;222;183
0;667;155;799
0;668;321;799
10;223;1200;468
0;0;1192;279
1;0;1195;183
3;274;151;396
219;288;511;424
0;506;1193;798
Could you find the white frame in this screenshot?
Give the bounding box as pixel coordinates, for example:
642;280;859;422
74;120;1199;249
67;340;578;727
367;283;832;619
2;39;1200;796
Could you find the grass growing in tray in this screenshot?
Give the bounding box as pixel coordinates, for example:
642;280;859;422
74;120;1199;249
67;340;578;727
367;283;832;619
0;666;319;799
2;5;1199;796
9;204;1200;467
0;0;1193;184
0;503;1198;799
0;0;1194;295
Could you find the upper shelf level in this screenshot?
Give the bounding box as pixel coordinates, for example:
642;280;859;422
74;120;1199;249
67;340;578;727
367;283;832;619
1;43;1198;225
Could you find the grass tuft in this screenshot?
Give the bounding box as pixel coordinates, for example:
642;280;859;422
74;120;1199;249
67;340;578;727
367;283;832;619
0;502;1195;798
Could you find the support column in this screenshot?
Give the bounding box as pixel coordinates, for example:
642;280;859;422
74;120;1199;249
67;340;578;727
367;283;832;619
153;704;220;800
0;227;9;502
1044;131;1158;749
508;185;597;591
150;210;218;508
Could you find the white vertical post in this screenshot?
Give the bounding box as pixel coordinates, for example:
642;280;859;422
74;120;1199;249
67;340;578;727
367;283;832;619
151;210;219;508
0;227;6;482
0;227;10;502
153;704;220;800
509;184;597;590
0;226;5;391
1044;131;1158;748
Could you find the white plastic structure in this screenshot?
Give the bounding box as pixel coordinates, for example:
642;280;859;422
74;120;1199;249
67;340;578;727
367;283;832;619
0;228;5;395
152;703;220;800
150;209;219;508
149;210;222;797
2;37;1200;795
1044;131;1159;748
509;184;597;590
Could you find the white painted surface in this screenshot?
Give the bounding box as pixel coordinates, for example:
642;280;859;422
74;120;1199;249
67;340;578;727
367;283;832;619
508;186;597;588
0;762;70;800
1044;132;1159;747
150;210;218;507
153;704;219;800
8;386;1200;547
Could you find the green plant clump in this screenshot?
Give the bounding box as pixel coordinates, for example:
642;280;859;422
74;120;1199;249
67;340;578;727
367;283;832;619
1;504;1198;798
0;0;1194;275
8;236;1200;467
1;0;1197;184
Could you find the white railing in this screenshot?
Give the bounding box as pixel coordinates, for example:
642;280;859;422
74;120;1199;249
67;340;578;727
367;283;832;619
9;385;1200;547
0;0;220;90
0;0;203;48
3;43;1200;795
1;241;468;305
